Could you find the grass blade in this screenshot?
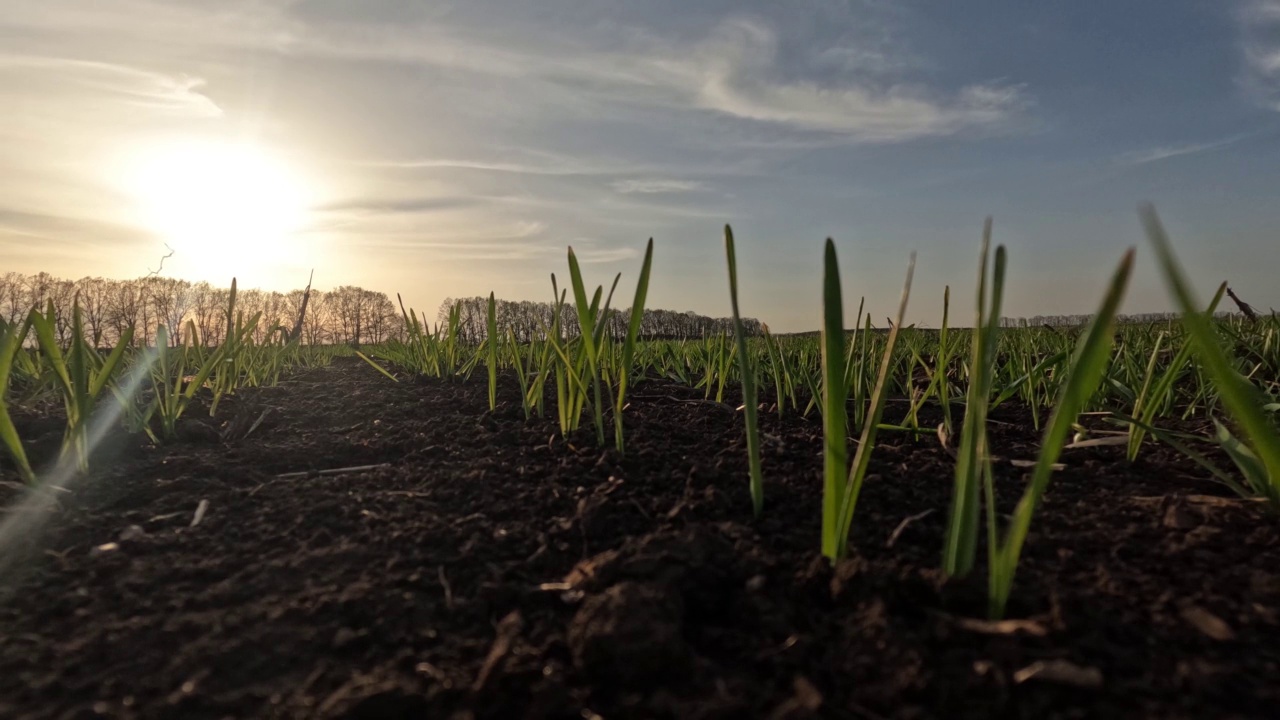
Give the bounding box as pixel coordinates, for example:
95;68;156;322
988;248;1134;618
616;239;654;452
0;316;36;484
1142;204;1280;506
820;239;849;559
832;252;916;556
943;218;1003;578
725;225;764;516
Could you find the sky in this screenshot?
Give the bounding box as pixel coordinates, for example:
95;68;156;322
1;0;1279;331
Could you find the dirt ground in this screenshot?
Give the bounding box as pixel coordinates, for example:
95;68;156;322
1;357;1277;719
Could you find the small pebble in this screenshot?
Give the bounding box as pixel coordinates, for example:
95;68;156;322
119;525;146;542
332;627;360;649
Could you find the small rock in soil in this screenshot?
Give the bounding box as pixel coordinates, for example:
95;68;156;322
1179;605;1236;641
118;524;146;541
332;627;363;649
1013;659;1103;688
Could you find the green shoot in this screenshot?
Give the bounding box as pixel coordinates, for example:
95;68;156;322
0;315;36;484
937;286;954;436
150;321;227;441
943;218;1005;579
615;239;654;453
725;225;764;516
987;249;1134;617
487;291;498;412
1125;283;1225;461
1142;204;1280;508
820;237;916;560
830;252;916;559
820;239;850;560
29;298;133;472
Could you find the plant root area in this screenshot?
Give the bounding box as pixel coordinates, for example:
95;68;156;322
2;358;1278;719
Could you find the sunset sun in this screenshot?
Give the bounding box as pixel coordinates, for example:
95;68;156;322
123;139;311;281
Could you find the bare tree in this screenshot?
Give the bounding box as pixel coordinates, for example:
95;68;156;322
76;277;112;345
0;272;26;323
106;279;143;346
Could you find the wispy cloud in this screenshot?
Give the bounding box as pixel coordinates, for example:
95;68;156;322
352;222;634;264
353;219;558;261
1239;0;1280;110
360;158;596;176
571;244;641;264
1117;133;1251;165
610;179;707;194
316;196;485;216
0;55;222;118
278;12;1030;145
360;151;764;183
4;3;1029;150
0;206;153;258
670;19;1029;141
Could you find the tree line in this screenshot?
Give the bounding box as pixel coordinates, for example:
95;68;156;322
0;272;763;347
0;272;400;347
434;296;764;344
1002;312;1249;328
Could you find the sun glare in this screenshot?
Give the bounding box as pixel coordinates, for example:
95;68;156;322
123;139;311;282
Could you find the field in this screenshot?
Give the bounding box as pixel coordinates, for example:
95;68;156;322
1;212;1279;718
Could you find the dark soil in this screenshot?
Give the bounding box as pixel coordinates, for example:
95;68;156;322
1;357;1278;719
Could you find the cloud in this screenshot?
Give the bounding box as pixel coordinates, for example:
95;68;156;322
361;158;599;176
1117;134;1251;165
348;218;552;258
610;179;707;194
0;206;153;261
316;196;485;216
1239;0;1280;110
1241;0;1280;23
270;11;1028;145
0;55;223;118
360;149;764;183
670;19;1028;141
570;245;641;264
1;3;1029;149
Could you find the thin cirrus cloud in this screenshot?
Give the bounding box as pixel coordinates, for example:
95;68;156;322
0;206;150;257
0;54;223;120
315;196;487;217
669;18;1029;141
350;217;637;265
359;149;765;185
1239;0;1280;109
1116;133;1251;165
359;157;611;177
610;179;708;194
282;11;1030;145
349;219;547;252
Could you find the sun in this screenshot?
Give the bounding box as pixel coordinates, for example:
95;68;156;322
123;139;311;282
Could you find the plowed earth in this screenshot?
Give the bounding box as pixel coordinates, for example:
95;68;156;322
1;357;1278;719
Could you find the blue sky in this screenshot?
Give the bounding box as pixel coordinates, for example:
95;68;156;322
1;0;1278;330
